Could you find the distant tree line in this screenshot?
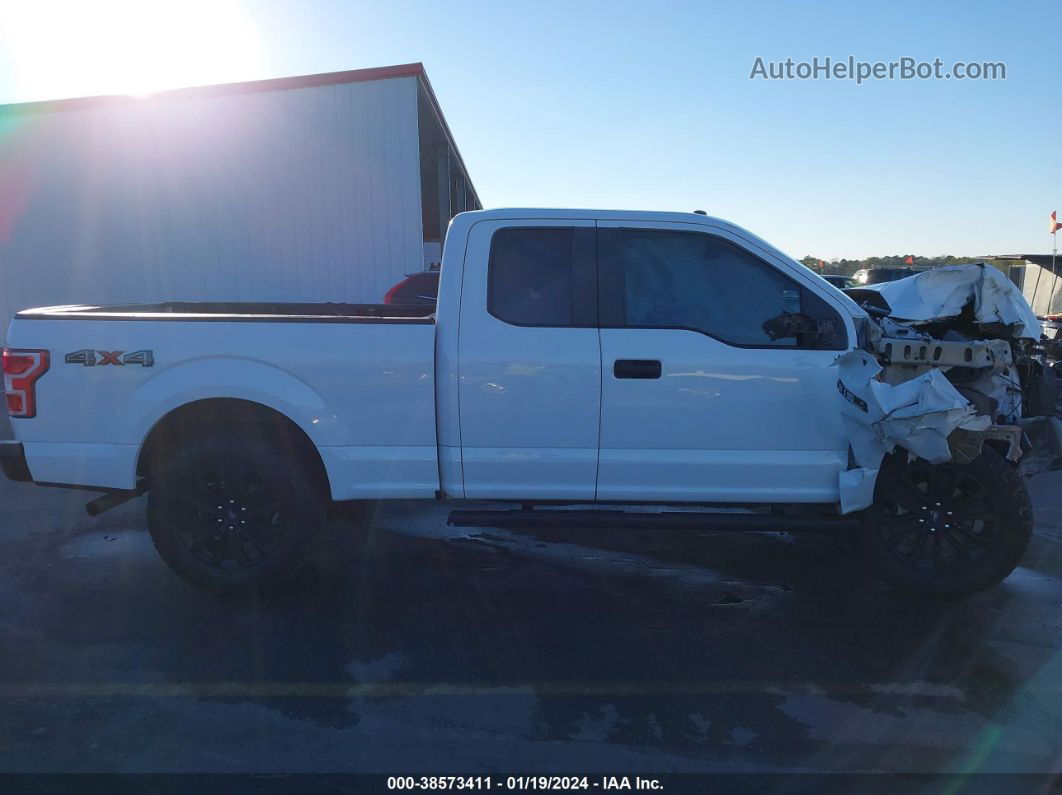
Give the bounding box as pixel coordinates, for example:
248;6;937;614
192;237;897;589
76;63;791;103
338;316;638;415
797;255;1008;277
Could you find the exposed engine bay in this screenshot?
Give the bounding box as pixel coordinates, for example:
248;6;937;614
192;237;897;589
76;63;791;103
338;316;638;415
835;264;1062;512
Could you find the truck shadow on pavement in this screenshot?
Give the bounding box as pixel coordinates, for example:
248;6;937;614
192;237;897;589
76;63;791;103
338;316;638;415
3;499;1059;772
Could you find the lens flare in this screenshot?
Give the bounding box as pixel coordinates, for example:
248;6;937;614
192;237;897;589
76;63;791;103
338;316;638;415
0;0;264;101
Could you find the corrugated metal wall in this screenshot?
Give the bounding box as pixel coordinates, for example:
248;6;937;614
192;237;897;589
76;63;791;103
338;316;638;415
0;76;425;340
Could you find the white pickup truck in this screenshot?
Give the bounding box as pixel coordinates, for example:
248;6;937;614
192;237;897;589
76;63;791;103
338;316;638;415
3;209;1058;596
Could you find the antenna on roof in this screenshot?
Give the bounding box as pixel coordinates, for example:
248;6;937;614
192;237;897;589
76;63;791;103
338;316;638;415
693;210;707;215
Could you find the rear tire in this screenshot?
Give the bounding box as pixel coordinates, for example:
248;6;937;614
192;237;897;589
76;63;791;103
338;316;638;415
147;433;326;593
860;447;1032;597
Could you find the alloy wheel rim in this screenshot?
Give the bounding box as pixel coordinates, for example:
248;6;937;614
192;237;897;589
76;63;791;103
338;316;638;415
877;462;999;575
176;464;283;569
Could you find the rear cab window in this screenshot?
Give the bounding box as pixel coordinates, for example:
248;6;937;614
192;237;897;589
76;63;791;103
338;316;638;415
487;226;596;327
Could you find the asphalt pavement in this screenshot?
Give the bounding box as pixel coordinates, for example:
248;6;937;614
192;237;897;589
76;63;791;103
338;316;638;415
0;427;1060;777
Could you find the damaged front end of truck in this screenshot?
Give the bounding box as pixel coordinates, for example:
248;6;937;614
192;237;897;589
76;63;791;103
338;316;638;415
835;263;1062;513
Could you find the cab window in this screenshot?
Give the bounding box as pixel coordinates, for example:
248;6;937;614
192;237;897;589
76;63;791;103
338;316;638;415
597;228;845;349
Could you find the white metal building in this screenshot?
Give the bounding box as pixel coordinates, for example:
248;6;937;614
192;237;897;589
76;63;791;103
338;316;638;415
0;63;480;340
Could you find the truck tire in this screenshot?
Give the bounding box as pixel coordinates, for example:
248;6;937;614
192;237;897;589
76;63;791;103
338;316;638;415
860;447;1032;597
147;433;326;593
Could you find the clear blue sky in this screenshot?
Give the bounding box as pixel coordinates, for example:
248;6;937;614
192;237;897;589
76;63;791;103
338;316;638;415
0;0;1058;259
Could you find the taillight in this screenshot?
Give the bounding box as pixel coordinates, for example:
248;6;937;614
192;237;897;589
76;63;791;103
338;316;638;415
383;276;412;305
3;348;49;419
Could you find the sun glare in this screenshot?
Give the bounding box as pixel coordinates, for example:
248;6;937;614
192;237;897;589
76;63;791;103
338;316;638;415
0;0;264;101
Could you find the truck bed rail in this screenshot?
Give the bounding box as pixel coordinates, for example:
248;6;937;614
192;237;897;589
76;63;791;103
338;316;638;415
16;302;435;323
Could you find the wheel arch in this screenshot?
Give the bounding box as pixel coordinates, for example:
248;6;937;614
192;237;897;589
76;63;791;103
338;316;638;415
136;398;331;497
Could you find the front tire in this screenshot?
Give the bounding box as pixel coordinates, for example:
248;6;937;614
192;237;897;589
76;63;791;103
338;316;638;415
147;433;326;593
861;447;1032;597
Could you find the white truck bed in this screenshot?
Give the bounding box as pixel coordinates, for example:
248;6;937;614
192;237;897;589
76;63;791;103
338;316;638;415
6;303;439;498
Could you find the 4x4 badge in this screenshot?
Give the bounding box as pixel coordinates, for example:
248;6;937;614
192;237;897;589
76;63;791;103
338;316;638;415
65;350;154;367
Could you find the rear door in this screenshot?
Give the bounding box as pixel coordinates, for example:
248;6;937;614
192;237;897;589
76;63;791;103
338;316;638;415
457;219;600;499
596;221;850;503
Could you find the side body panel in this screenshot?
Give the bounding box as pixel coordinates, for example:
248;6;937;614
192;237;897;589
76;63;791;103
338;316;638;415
4;317;439;498
595;219;855;503
453;218;601;500
597;327;847;500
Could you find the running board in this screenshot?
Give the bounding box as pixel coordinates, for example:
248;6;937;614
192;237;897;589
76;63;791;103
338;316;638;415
447;508;860;533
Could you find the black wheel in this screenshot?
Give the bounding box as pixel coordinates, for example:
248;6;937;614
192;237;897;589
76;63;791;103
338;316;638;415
860;447;1032;596
147;433;326;593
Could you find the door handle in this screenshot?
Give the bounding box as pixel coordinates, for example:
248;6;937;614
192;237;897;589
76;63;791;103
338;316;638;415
614;359;662;379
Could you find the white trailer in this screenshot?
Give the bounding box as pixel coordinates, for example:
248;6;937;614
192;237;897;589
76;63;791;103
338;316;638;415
995;255;1062;316
0;63;479;343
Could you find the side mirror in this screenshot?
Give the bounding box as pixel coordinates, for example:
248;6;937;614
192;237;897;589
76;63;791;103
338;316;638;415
762;312;837;348
768;312;832;346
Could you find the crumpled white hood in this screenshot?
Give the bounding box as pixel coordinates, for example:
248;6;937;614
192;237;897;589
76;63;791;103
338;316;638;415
857;263;1040;338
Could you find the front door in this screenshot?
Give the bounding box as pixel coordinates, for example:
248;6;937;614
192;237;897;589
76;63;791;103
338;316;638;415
457;219;600;499
595;221;850;503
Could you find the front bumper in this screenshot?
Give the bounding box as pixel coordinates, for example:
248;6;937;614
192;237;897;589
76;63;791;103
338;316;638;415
0;441;31;482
